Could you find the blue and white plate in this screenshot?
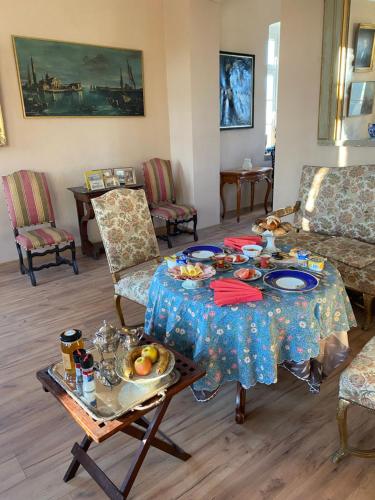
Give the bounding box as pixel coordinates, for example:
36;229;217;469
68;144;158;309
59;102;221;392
183;245;223;261
263;269;319;293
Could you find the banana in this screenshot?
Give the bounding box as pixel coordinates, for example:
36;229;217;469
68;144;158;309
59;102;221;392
154;343;170;375
123;346;143;378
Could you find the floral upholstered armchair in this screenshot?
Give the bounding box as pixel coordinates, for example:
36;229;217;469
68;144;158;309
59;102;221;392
143;158;198;248
333;335;375;463
92;188;161;326
272;165;375;330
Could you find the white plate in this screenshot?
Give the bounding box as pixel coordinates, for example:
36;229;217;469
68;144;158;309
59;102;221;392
275;277;306;290
191;250;215;259
230;254;250;265
116;348;175;385
233;269;262;282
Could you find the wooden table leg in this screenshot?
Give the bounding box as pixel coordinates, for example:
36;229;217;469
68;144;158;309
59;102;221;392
235;382;246;424
75;199;103;259
250;181;255;212
120;397;172;498
63;434;93;482
236;179;241;223
264;176;272;214
220;180;226;218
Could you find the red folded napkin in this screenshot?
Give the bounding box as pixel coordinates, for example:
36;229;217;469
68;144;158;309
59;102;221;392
210;278;263;306
224;235;263;252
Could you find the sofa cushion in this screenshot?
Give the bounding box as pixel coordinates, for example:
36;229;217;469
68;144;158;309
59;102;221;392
313;236;375;270
339;336;375;410
277;230;329;249
294;165;375;244
333;259;375;296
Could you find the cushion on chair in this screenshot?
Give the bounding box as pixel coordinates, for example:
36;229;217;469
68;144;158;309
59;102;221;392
114;264;159;306
143;158;175;204
333;259;375;296
339;336;375;410
16;227;74;250
312;236;375;270
294;165;375;244
150;202;197;222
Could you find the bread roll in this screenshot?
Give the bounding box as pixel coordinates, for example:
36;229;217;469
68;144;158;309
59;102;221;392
273;227;287;236
265;215;281;231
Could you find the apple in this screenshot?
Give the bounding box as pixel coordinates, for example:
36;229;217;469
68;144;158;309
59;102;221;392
134;356;152;376
142;345;159;364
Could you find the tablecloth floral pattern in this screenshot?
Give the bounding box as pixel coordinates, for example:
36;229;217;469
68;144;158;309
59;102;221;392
145;253;356;392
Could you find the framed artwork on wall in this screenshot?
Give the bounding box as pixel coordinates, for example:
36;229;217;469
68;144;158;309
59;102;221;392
354;24;375;72
348;81;375;116
0;102;6;146
220;51;255;129
12;35;145;117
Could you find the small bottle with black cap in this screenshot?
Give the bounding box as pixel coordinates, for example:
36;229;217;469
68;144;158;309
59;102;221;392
81;353;97;407
73;348;86;393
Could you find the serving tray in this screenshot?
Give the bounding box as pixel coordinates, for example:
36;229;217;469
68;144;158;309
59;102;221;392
48;347;180;422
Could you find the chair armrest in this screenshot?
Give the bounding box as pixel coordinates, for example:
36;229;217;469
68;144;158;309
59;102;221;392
269;201;301;219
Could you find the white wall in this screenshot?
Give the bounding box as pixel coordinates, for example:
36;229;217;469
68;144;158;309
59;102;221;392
220;0;281;210
274;0;375;210
0;0;170;263
164;0;221;228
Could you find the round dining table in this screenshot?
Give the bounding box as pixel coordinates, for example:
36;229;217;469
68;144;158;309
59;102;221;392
144;247;357;422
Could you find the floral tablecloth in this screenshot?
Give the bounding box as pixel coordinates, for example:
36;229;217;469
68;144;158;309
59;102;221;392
145;250;356;395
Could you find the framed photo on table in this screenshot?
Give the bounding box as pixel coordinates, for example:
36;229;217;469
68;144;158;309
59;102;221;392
354;24;375;72
84;170;105;191
123;167;137;186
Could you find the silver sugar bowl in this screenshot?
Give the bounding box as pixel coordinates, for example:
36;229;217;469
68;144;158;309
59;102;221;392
93;320;120;354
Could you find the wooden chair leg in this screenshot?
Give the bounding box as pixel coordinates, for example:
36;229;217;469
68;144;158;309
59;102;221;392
16;242;26;274
26;250;37;286
70;241;79;275
332;399;350;463
193;214;198;242
166;221;173;249
114;294;126;327
363;293;374;331
235;382;246;424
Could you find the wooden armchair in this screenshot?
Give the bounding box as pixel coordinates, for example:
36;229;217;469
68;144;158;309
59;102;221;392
2;169;78;285
142;158;198;248
92;188;161;326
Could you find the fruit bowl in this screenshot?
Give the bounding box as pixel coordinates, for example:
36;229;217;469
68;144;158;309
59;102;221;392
116;347;175;385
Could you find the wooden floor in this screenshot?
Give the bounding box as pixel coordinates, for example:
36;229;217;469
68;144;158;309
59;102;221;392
0;208;374;500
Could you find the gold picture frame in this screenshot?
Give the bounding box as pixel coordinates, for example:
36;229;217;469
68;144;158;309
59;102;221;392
104;175;120;188
0;103;6;146
84;169;105;191
354;23;375;72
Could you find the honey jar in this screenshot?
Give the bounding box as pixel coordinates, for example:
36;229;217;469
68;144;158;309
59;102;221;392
60;329;84;380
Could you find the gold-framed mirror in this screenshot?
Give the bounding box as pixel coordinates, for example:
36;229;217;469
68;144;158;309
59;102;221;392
318;0;375;146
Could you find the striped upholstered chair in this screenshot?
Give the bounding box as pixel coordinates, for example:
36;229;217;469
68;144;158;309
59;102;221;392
2;170;78;286
142;158;198;248
92;188;161;326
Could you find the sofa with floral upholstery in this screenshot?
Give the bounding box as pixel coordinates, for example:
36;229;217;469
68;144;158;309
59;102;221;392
275;165;375;330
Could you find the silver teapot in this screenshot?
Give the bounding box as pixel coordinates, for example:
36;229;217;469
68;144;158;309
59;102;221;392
119;326;144;351
92;320;120;354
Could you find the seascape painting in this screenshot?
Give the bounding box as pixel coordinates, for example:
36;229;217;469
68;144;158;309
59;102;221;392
13;36;144;117
220;51;254;129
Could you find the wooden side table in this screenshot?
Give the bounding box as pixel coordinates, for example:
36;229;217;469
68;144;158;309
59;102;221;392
36;337;205;500
220;167;273;222
68;185;143;259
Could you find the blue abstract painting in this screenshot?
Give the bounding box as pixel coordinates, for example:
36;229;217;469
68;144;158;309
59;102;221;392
220;51;254;129
13;36;144;117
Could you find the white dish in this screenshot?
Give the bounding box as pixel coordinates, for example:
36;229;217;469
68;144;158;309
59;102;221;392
233;269;262;282
191;250;215;260
241;244;263;258
230;254;250;265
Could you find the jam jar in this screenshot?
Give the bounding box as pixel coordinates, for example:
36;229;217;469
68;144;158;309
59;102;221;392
60;329;84;380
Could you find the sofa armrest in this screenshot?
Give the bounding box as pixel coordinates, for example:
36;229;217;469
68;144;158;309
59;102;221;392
269;201;301;219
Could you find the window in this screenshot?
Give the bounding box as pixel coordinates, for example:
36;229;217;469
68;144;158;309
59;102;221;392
265;22;280;150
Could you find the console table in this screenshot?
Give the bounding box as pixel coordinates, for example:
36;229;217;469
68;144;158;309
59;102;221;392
68;185;143;259
220;167;273;222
